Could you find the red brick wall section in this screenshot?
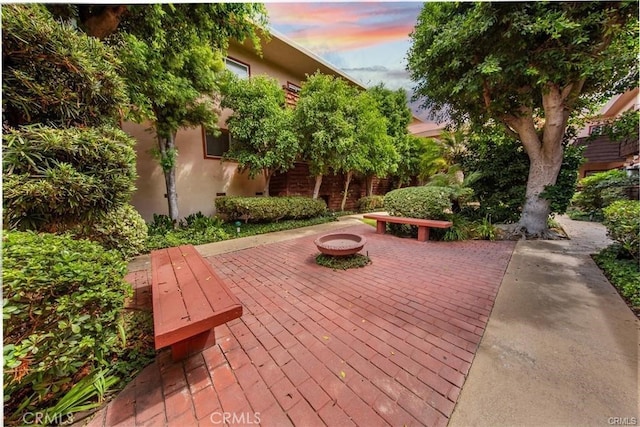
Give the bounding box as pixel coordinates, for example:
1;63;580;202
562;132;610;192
270;163;393;211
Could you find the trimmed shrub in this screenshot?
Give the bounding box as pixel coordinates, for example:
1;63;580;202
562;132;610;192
383;186;453;220
3;231;131;419
68;204;148;259
603;200;640;261
357;195;385;212
215;196;327;222
594;245;640;308
571;170;634;220
2;4;127;128
3;125;137;231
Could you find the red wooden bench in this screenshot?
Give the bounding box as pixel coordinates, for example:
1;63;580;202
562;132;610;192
151;244;242;361
363;213;453;242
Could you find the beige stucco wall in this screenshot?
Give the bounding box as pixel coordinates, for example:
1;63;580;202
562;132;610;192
126;43;327;222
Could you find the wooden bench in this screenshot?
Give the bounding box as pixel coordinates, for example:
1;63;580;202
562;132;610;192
363;213;453;242
151;244;242;361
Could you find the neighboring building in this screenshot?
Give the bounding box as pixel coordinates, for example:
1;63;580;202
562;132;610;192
125;30;373;222
574;88;639;179
408;121;447;139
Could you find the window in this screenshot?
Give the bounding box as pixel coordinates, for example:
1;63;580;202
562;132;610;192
225;57;249;78
589;124;605;135
204;128;230;158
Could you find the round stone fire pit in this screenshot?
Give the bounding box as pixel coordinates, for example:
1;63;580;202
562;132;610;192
314;233;366;257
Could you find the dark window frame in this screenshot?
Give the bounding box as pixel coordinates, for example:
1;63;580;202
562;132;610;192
225;56;250;78
202;127;231;159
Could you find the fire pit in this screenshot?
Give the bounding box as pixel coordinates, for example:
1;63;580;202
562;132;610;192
314;233;366;257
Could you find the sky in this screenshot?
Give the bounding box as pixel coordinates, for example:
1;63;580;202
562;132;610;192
265;2;424;93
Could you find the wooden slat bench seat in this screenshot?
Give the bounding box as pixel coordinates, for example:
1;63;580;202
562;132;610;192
363;213;453;242
151;244;242;361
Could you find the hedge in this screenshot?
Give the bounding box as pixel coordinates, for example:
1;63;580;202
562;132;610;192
603;200;640;261
383;186;453;220
215;196;327;222
3;231;131;419
357;195;385;213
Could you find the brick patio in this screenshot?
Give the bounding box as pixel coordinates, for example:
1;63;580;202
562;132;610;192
87;224;515;427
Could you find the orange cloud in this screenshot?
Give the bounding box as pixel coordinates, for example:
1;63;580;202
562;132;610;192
267;3;419;52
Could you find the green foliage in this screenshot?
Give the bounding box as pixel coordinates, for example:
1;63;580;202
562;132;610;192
460;125;529;222
221;74;299;187
114;4;268;133
3;231;131;420
571;170;633;220
294;72;358;177
408;2;638;126
215;196;327;223
474;216;498;241
2;4;128;128
588;109;640;143
3;125;138;231
220;215;337;238
146;213;229;251
442;214;472;241
603;200;640;261
67;204;148;259
315;254;371;270
594;245;640;308
384;187;453;221
357;196;385;213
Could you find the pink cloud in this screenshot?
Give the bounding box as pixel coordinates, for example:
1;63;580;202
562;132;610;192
267;3;418;52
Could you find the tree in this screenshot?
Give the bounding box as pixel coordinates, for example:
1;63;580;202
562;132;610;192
367;85;410;195
220;75;299;196
408;2;638;236
337;90;395;210
112;4;267;222
295;72;356;199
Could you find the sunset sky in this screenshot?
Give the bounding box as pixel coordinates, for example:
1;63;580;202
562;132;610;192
266;2;424;91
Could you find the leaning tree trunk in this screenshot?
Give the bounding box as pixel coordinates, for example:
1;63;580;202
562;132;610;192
365;175;375;196
506;84;570;237
158;133;179;224
312;175;323;199
340;171;353;211
263;169;273;197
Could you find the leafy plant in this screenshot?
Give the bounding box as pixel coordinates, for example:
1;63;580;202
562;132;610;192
602;200;640;261
3;231;131;421
594;245;640;309
384;186;453;221
474;216;497;241
571;170;634;220
2;125;137;231
215;196;327;223
315;254;371;270
67;204;148;259
357;196;385;213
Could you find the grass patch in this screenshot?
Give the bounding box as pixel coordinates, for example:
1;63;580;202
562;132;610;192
315;253;371;270
594;244;640;317
222;215;338;238
360;218;377;227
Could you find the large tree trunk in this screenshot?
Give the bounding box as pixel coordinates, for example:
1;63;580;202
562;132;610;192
366;175;375;196
341;171;353;211
263;169;273;197
79;5;128;39
505;84;569;236
158;134;179;224
312;175;323;199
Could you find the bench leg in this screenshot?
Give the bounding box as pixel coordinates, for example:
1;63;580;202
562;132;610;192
170;329;216;361
376;221;387;234
417;226;430;242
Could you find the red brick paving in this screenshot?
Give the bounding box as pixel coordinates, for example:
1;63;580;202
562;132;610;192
87;224;514;427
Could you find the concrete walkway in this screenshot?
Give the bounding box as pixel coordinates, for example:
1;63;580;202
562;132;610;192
86;215;639;426
449;215;639;426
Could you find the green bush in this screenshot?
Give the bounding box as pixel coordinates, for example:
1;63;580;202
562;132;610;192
215;196;327;222
383;186;453;220
571;170;634;220
602;200;640;261
3;125;137;230
146;212;230;251
2;4;127;128
3;231;131;419
357;195;385;212
594;245;640;308
68;204;148;259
